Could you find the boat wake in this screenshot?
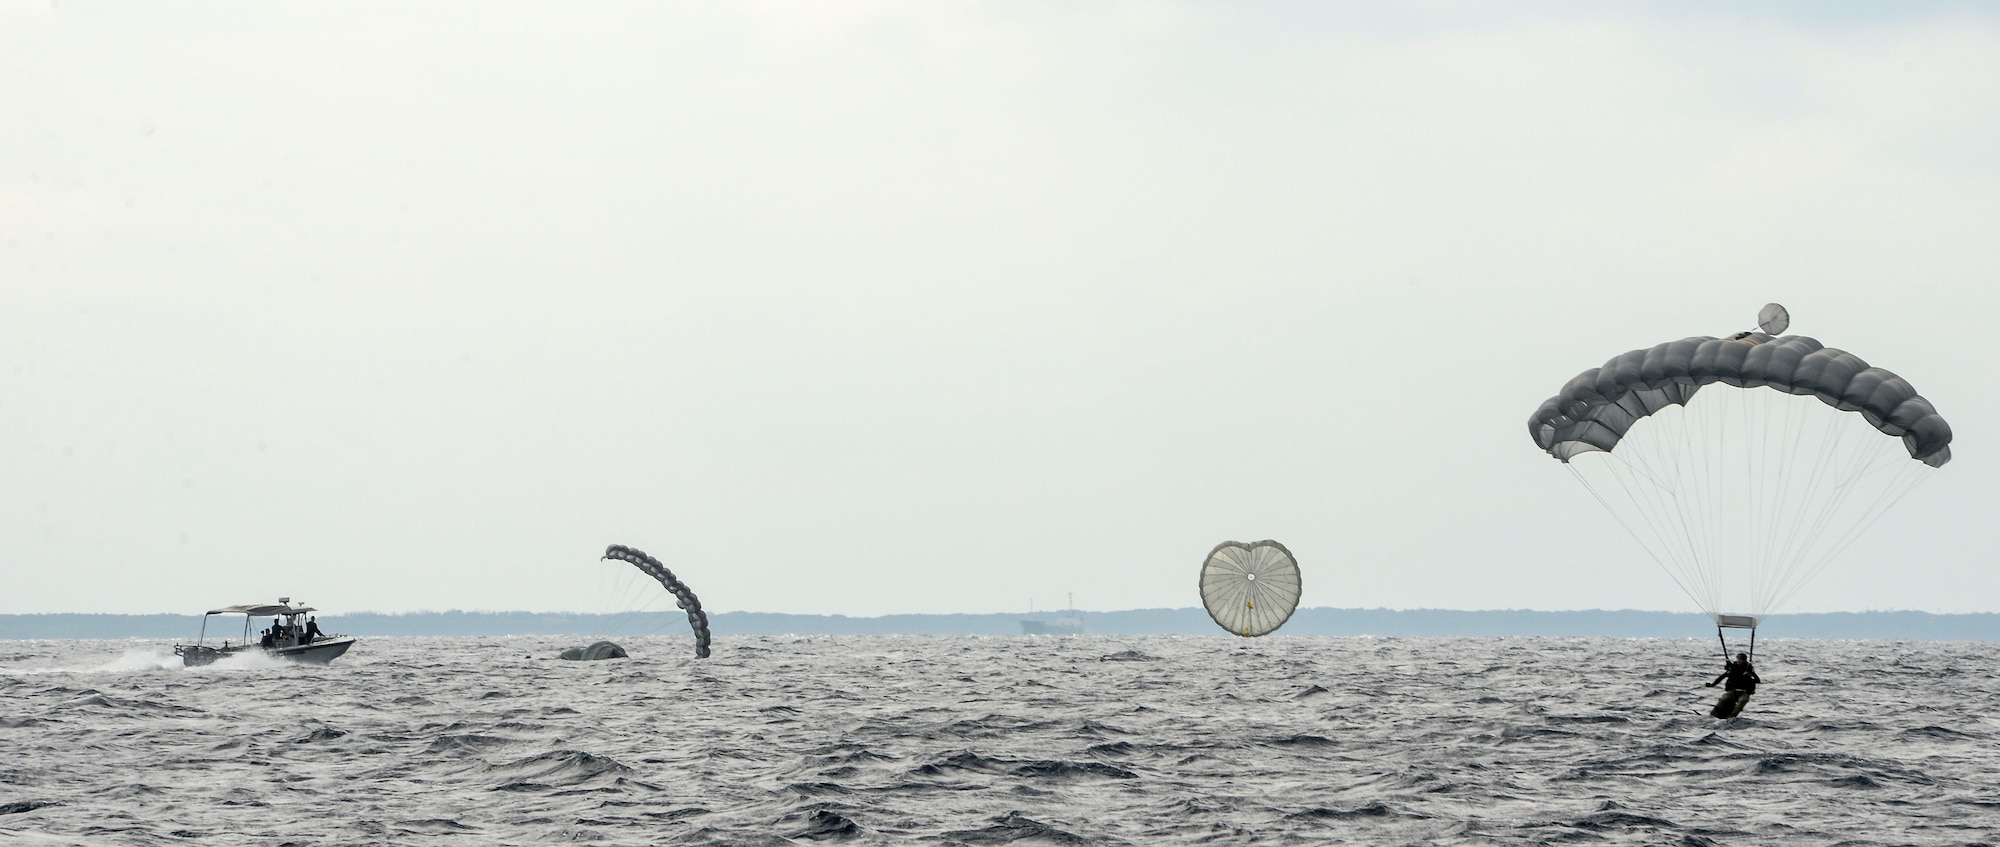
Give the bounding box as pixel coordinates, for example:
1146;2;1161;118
179;649;291;671
98;650;183;673
0;648;182;676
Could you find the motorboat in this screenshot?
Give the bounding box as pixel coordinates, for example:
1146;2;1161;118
173;597;357;667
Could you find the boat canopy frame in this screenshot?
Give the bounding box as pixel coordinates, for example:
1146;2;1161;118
194;599;318;646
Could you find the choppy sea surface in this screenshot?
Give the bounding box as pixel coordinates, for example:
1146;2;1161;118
4;635;1998;845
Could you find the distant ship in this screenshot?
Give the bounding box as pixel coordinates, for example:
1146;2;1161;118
1019;613;1085;635
1020;594;1084;635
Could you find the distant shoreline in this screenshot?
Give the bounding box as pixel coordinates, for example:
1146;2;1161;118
5;608;1998;640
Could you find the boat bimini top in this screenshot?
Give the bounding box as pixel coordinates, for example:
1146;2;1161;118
204;603;314;618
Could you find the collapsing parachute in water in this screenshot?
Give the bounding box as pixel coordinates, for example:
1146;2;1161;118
1199;540;1302;637
560;640;629;661
603;544;712;659
1527;304;1951;628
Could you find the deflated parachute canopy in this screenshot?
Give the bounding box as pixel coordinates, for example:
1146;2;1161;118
1199;540;1302;637
560;640;629;661
603;544;712;659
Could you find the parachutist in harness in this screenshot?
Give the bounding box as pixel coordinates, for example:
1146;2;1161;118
1707;652;1759;694
1706;616;1760;718
1529;305;1951;723
1706;651;1760;718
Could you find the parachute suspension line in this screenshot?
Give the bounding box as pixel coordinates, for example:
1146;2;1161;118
1716;388;1805;616
1748;395;1792;614
608;555;687;640
1704;387;1736;611
1571;386;1939;621
1786;464;1928;606
1666;403;1724;614
1767;461;1932;613
1827;457;1926;541
1636;402;1721;612
1744;388;1770;612
1678;390;1716;611
1606;450;1701;605
1779;391;1853;602
595;559;664;640
1763;390;1812;614
1724;394;1756;611
1769;406;1868;612
1722;388;1770;616
1771;398;1852;608
1737;390;1802;613
1740;387;1765;602
1748;391;1797;614
1697;388;1936;616
1768;392;1799;609
601;544;712;659
1569;461;1709;614
1755;395;1924;614
1682;396;1730;614
1746;389;1777;614
1689;396;1729;614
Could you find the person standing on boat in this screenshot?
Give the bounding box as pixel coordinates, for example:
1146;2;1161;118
304;616;323;644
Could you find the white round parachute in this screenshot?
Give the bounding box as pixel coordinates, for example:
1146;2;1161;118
1199;540;1302;637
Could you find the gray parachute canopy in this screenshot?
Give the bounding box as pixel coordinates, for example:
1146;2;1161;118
603;544;711;659
1526;311;1952;620
1199;540;1302;637
560;640;628;661
1529;333;1952;468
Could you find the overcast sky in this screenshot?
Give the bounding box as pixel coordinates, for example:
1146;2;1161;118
5;2;1997;619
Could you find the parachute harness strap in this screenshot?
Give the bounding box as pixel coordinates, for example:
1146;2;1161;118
1715;624;1755;664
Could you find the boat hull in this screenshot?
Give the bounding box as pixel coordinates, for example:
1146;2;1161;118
176;636;357;667
176;644;242;667
273;637;355;665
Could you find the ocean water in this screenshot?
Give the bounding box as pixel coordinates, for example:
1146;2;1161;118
3;635;1997;845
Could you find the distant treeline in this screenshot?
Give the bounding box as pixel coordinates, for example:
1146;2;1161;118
5;608;2000;640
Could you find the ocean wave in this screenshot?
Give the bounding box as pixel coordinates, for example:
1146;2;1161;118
3;635;1997;844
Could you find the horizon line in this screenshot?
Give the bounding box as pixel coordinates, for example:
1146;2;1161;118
4;607;1991;617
